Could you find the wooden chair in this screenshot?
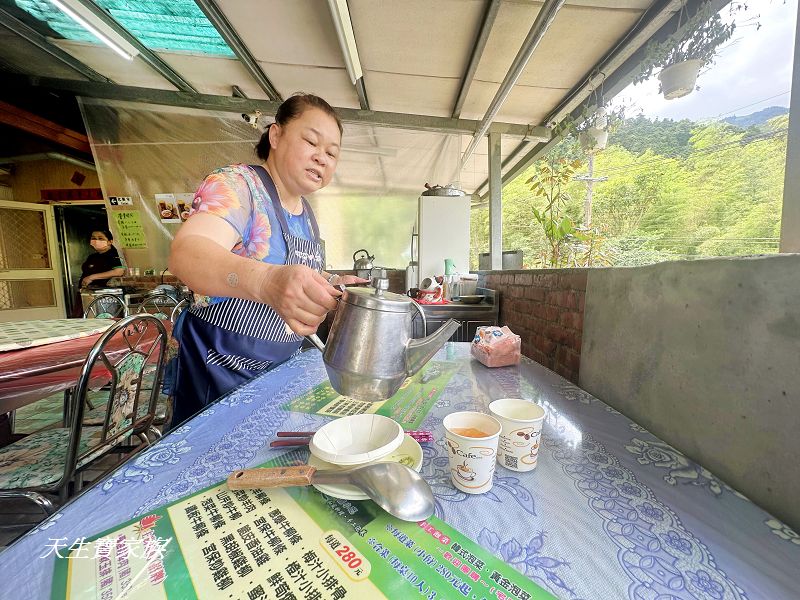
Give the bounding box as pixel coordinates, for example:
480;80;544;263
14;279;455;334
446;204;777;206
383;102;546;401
0;315;167;527
83;294;127;319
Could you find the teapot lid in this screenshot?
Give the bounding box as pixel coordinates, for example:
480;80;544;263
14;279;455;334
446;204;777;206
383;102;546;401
342;286;413;313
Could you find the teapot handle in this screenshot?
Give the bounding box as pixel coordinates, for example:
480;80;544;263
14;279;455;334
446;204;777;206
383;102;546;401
410;299;427;337
353;249;368;262
306;333;326;353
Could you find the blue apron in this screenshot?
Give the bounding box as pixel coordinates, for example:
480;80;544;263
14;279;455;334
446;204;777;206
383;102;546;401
171;166;323;426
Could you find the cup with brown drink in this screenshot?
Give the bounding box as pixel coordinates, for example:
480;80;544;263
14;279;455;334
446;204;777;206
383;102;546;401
442;411;501;494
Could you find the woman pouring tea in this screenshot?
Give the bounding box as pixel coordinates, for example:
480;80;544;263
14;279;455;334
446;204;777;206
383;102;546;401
168;93;366;427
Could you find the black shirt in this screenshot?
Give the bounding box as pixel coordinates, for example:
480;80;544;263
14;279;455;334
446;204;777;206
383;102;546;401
80;245;124;288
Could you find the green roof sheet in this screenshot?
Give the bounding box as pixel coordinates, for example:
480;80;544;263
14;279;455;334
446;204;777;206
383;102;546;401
15;0;234;56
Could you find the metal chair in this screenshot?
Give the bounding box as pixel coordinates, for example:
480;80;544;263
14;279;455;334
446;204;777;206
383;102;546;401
133;293;181;434
83;294;127;319
170;298;189;323
138;292;178;321
0;315;167;528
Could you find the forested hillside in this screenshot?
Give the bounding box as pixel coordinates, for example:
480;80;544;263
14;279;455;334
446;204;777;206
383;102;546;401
470;113;788;269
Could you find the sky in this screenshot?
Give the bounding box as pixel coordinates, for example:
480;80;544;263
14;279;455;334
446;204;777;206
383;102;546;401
613;0;798;122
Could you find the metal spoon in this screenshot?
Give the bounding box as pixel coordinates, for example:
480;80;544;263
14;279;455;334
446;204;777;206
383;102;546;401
228;463;435;522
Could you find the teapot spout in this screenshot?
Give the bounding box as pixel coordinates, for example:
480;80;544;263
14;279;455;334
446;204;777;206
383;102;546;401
405;319;460;376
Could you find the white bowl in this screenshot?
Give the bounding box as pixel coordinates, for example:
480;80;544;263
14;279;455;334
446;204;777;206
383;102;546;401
308;434;423;500
309;414;404;466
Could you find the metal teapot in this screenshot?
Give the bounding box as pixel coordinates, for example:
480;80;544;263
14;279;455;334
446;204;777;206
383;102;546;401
307;273;460;401
352;249;375;271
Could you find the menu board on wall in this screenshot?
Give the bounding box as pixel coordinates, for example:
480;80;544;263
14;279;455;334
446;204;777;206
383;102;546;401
155;193;181;223
51;460;555;600
111;210;147;249
175;193;194;222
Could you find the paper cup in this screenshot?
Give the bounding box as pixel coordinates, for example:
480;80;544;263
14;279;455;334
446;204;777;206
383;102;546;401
442;411;501;494
489;399;546;472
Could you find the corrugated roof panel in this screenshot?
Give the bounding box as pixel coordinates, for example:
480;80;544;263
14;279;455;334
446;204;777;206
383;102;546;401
14;0;234;56
95;0;233;56
14;0;99;43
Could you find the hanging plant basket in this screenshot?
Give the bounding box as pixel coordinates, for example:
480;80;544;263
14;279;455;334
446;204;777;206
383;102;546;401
578;127;608;154
658;59;703;99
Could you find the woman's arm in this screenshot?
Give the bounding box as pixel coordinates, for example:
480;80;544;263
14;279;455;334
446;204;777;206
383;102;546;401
169;213;340;335
81;267;126;287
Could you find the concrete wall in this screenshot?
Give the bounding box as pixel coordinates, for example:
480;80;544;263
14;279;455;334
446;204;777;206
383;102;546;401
579;254;800;530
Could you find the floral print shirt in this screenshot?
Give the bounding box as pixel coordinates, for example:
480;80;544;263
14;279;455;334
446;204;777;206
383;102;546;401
189;164;313;305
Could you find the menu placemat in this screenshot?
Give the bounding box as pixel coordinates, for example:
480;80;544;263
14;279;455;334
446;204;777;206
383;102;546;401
283;361;458;429
50;452;555;600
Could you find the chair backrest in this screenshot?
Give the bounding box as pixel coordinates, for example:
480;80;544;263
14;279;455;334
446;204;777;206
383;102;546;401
138;292;177;321
64;314;168;482
170;298;189;323
84;294;127;319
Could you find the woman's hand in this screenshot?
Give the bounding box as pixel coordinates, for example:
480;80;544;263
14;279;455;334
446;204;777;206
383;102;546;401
80;275;94;287
260;264;341;336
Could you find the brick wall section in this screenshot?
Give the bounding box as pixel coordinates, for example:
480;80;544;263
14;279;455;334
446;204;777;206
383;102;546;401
484;269;588;384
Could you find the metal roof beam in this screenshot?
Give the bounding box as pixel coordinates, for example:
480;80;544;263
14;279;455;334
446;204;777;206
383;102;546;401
5;74;552;138
355;77;370;111
0;152;96;171
452;0;501;119
194;0;282;102
71;0;197;92
460;0;565;169
0;7;111;83
327;0;369;110
473;0;732;201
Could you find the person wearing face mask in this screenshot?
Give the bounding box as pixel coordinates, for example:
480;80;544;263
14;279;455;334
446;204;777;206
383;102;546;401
168;93;367;427
80;229;126;289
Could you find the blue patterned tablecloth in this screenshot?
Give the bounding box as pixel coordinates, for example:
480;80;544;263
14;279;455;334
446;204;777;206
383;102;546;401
1;343;797;599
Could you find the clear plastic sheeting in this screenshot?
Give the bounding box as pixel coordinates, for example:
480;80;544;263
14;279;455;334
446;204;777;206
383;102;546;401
79;98;464;270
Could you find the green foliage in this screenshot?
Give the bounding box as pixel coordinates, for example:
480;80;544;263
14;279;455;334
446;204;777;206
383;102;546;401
470;112;787;270
526;158;590;267
613;116;694;157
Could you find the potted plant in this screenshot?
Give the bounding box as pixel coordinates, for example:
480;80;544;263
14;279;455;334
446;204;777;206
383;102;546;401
577;107;609;154
634;2;745;99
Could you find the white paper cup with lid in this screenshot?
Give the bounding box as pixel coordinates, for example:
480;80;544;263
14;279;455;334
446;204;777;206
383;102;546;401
489;399;546;472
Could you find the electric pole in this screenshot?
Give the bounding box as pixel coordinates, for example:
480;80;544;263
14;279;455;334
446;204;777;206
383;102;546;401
574;154;607;227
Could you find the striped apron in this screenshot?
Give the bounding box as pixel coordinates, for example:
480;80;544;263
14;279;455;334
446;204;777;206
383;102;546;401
171;166;323;426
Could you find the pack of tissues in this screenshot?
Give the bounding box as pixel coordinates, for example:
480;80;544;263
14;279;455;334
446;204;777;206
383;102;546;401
471;326;521;368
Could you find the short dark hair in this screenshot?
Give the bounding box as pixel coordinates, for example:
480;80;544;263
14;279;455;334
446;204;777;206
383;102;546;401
92;229;114;241
255;93;343;160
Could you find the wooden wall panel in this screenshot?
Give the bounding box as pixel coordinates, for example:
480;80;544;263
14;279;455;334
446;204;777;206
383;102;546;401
9;160;100;203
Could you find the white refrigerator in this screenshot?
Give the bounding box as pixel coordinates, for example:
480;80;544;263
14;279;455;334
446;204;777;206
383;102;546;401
415;191;471;284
